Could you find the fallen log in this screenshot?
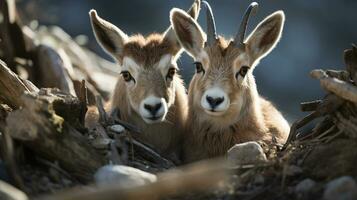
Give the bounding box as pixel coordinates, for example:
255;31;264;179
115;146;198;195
5;89;107;182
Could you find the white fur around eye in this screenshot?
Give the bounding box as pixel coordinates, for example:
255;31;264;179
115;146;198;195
122;56;141;82
236;73;245;83
233;53;250;84
157;54;172;70
195;50;209;68
156;54;178;80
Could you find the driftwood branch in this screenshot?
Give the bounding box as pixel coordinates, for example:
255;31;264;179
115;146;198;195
311;69;357;104
283;94;344;149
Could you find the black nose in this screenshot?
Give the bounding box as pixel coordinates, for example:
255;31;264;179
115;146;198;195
206;96;224;109
144;103;162;116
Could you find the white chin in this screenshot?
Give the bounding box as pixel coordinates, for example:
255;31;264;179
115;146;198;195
203;109;226;116
142;116;165;124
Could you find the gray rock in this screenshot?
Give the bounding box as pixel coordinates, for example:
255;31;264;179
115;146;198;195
0;180;28;200
94;165;157;188
109;125;125;134
295;178;316;194
323;176;357;200
227;142;267;167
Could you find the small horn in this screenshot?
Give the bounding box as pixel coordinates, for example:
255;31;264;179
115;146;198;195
234;2;259;49
202;1;217;46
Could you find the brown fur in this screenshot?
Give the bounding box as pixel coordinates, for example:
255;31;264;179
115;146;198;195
89;1;202;158
111;35;188;154
170;9;289;162
184;38;289;162
115;34;179;65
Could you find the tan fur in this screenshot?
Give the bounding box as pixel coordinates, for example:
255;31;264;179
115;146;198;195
112;75;187;155
170;9;289;162
89;1;201;158
111;35;188;154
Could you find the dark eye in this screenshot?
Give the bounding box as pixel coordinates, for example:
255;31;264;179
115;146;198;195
166;68;176;80
236;66;250;79
194;62;205;74
121;71;133;82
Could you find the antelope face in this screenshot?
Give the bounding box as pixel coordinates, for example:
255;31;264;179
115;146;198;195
171;2;284;119
89;0;201;124
189;44;250;117
120;50;178;124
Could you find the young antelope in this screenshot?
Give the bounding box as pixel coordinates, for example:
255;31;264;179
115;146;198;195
170;2;289;162
89;0;201;158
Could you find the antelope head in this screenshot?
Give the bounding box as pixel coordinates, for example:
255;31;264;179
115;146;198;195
170;1;285;124
89;1;200;124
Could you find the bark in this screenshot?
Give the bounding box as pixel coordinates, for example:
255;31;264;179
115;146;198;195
5;89;106;182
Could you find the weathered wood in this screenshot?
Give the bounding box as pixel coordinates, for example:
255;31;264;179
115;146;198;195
283;94;344;149
311;69;357;104
0;104;25;190
344;44;357;84
300;100;322;112
78;80;88;126
34;88;87;130
5;90;106;182
0;0;29;71
0;59;34;109
325;70;350;82
38;159;229;200
0;0;16;70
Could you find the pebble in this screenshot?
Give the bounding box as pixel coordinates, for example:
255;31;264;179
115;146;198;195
295;178;316;194
227;141;267;167
109;125;125;134
94;165;157;188
323;176;357;200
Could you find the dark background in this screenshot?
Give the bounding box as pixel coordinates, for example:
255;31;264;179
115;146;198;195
18;0;357;122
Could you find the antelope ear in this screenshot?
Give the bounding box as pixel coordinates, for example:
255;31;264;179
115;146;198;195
89;9;128;62
246;11;285;62
170;8;205;58
163;0;201;55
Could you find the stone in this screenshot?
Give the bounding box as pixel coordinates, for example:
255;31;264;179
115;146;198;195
0;180;28;200
227;142;267;167
109;125;125;134
323;176;357;200
94;165;157;188
295;178;316;194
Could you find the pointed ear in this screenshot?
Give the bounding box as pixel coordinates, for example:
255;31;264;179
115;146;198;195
89;9;128;61
170;8;205;58
246;11;285;62
163;0;201;55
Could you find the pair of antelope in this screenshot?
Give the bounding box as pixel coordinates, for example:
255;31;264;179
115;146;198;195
89;0;289;163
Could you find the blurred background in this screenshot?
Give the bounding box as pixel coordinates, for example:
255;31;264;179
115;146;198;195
17;0;357;122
